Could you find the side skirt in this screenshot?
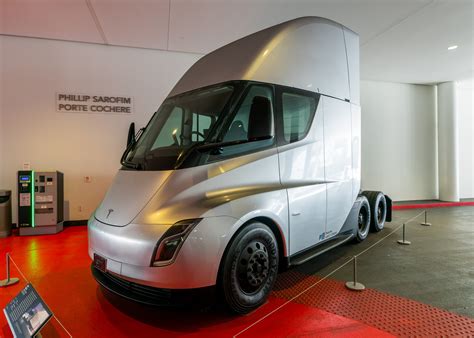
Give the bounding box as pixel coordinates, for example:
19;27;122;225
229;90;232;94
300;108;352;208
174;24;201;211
287;198;362;266
288;233;354;266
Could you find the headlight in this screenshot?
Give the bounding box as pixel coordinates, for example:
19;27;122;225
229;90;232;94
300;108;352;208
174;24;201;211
151;219;202;267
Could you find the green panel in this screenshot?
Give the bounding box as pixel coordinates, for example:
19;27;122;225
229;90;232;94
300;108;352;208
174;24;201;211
31;170;35;227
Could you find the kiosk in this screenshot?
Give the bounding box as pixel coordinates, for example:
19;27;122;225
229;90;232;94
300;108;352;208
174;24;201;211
18;171;64;236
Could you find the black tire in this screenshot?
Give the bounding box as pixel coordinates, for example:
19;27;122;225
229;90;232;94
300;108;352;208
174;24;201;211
362;191;387;232
220;222;279;314
355;196;371;242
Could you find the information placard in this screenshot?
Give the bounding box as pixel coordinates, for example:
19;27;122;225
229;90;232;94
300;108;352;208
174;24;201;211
3;284;53;338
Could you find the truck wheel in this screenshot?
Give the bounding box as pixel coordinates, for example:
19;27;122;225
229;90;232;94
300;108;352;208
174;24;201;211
355;196;371;242
220;222;279;314
363;191;387;232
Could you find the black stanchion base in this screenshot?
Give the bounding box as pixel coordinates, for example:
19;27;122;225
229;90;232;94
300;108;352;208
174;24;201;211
345;281;366;291
0;277;19;287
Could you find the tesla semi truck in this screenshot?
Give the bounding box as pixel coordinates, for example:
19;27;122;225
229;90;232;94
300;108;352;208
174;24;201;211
88;16;392;314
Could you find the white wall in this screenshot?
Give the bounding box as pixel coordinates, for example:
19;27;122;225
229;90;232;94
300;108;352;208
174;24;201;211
360;81;438;201
0;35;200;223
0;36;4;189
457;79;474;198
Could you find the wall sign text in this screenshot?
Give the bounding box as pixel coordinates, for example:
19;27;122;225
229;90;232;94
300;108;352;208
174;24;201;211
56;93;133;114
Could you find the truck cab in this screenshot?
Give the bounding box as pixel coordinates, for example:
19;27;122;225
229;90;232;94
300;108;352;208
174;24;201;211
88;16;391;314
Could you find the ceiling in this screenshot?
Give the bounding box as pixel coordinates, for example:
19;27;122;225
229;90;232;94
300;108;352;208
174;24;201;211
1;0;472;84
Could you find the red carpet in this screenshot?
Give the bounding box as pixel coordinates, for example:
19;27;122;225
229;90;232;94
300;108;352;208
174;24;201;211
393;201;474;210
1;226;473;337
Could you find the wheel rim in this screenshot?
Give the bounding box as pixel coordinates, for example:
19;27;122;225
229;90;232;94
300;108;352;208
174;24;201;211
237;240;270;294
377;199;386;224
358;206;368;232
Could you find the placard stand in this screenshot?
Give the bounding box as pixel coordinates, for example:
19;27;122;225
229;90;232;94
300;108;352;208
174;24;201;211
0;253;19;287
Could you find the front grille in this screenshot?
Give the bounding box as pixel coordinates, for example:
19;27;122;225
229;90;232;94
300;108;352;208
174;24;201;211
105;272;172;300
92;265;173;305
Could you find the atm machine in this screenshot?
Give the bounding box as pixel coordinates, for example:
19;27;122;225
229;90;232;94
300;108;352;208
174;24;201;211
18;171;64;236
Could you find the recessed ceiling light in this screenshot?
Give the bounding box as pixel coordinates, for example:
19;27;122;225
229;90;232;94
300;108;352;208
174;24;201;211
447;45;458;50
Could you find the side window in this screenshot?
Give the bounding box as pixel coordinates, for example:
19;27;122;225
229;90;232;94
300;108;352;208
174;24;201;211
223;86;273;142
282;92;316;143
151;107;183;150
204;85;274;163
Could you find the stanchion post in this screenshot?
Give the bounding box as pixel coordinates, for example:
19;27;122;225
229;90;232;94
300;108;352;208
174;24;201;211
397;223;411;245
420;210;432;226
0;253;20;287
345;256;365;291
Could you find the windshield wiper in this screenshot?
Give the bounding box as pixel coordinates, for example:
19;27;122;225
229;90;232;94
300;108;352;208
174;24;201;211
120;140;144;170
121;160;143;170
120;126;147;170
196;135;273;152
174;136;273;169
174;141;206;169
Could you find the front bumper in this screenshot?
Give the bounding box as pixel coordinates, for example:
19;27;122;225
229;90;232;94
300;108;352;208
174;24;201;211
88;216;240;289
91;265;215;306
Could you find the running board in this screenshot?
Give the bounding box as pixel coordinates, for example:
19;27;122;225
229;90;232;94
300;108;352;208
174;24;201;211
289;234;354;266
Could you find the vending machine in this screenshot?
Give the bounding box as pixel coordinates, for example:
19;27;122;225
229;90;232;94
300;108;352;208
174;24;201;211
18;171;64;236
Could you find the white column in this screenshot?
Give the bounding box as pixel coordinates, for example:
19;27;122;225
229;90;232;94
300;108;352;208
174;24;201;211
437;82;460;201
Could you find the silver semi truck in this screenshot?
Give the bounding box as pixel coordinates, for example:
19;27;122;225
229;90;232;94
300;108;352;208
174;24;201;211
88;16;391;314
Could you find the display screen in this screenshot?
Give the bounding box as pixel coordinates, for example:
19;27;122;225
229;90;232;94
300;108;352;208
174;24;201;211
3;284;53;338
19;176;30;182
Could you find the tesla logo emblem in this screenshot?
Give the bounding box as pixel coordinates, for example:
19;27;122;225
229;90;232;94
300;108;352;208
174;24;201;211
106;209;114;219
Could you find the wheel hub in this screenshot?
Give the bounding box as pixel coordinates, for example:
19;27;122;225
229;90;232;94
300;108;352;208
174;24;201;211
247;251;269;286
237;240;269;293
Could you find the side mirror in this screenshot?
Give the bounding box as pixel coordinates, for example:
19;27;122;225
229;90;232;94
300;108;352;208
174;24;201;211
247;96;273;140
127;122;136;148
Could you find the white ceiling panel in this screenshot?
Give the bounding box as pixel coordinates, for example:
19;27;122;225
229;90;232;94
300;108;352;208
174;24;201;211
361;0;474;83
0;0;472;84
0;0;103;43
168;0;432;54
90;0;170;49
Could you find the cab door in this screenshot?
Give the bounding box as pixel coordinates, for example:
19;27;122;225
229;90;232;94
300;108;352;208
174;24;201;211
276;87;327;255
323;97;354;238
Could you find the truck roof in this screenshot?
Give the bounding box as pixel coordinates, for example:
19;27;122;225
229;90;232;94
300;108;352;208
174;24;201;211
168;16;360;105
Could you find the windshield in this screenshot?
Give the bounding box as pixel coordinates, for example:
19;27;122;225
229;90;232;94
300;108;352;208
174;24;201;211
123;85;235;170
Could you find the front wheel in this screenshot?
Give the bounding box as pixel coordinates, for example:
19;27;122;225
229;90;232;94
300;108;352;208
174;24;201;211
220;222;279;314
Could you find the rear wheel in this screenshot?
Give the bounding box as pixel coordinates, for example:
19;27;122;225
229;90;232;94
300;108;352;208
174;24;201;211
220;222;279;314
363;191;387;232
355;196;371;242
